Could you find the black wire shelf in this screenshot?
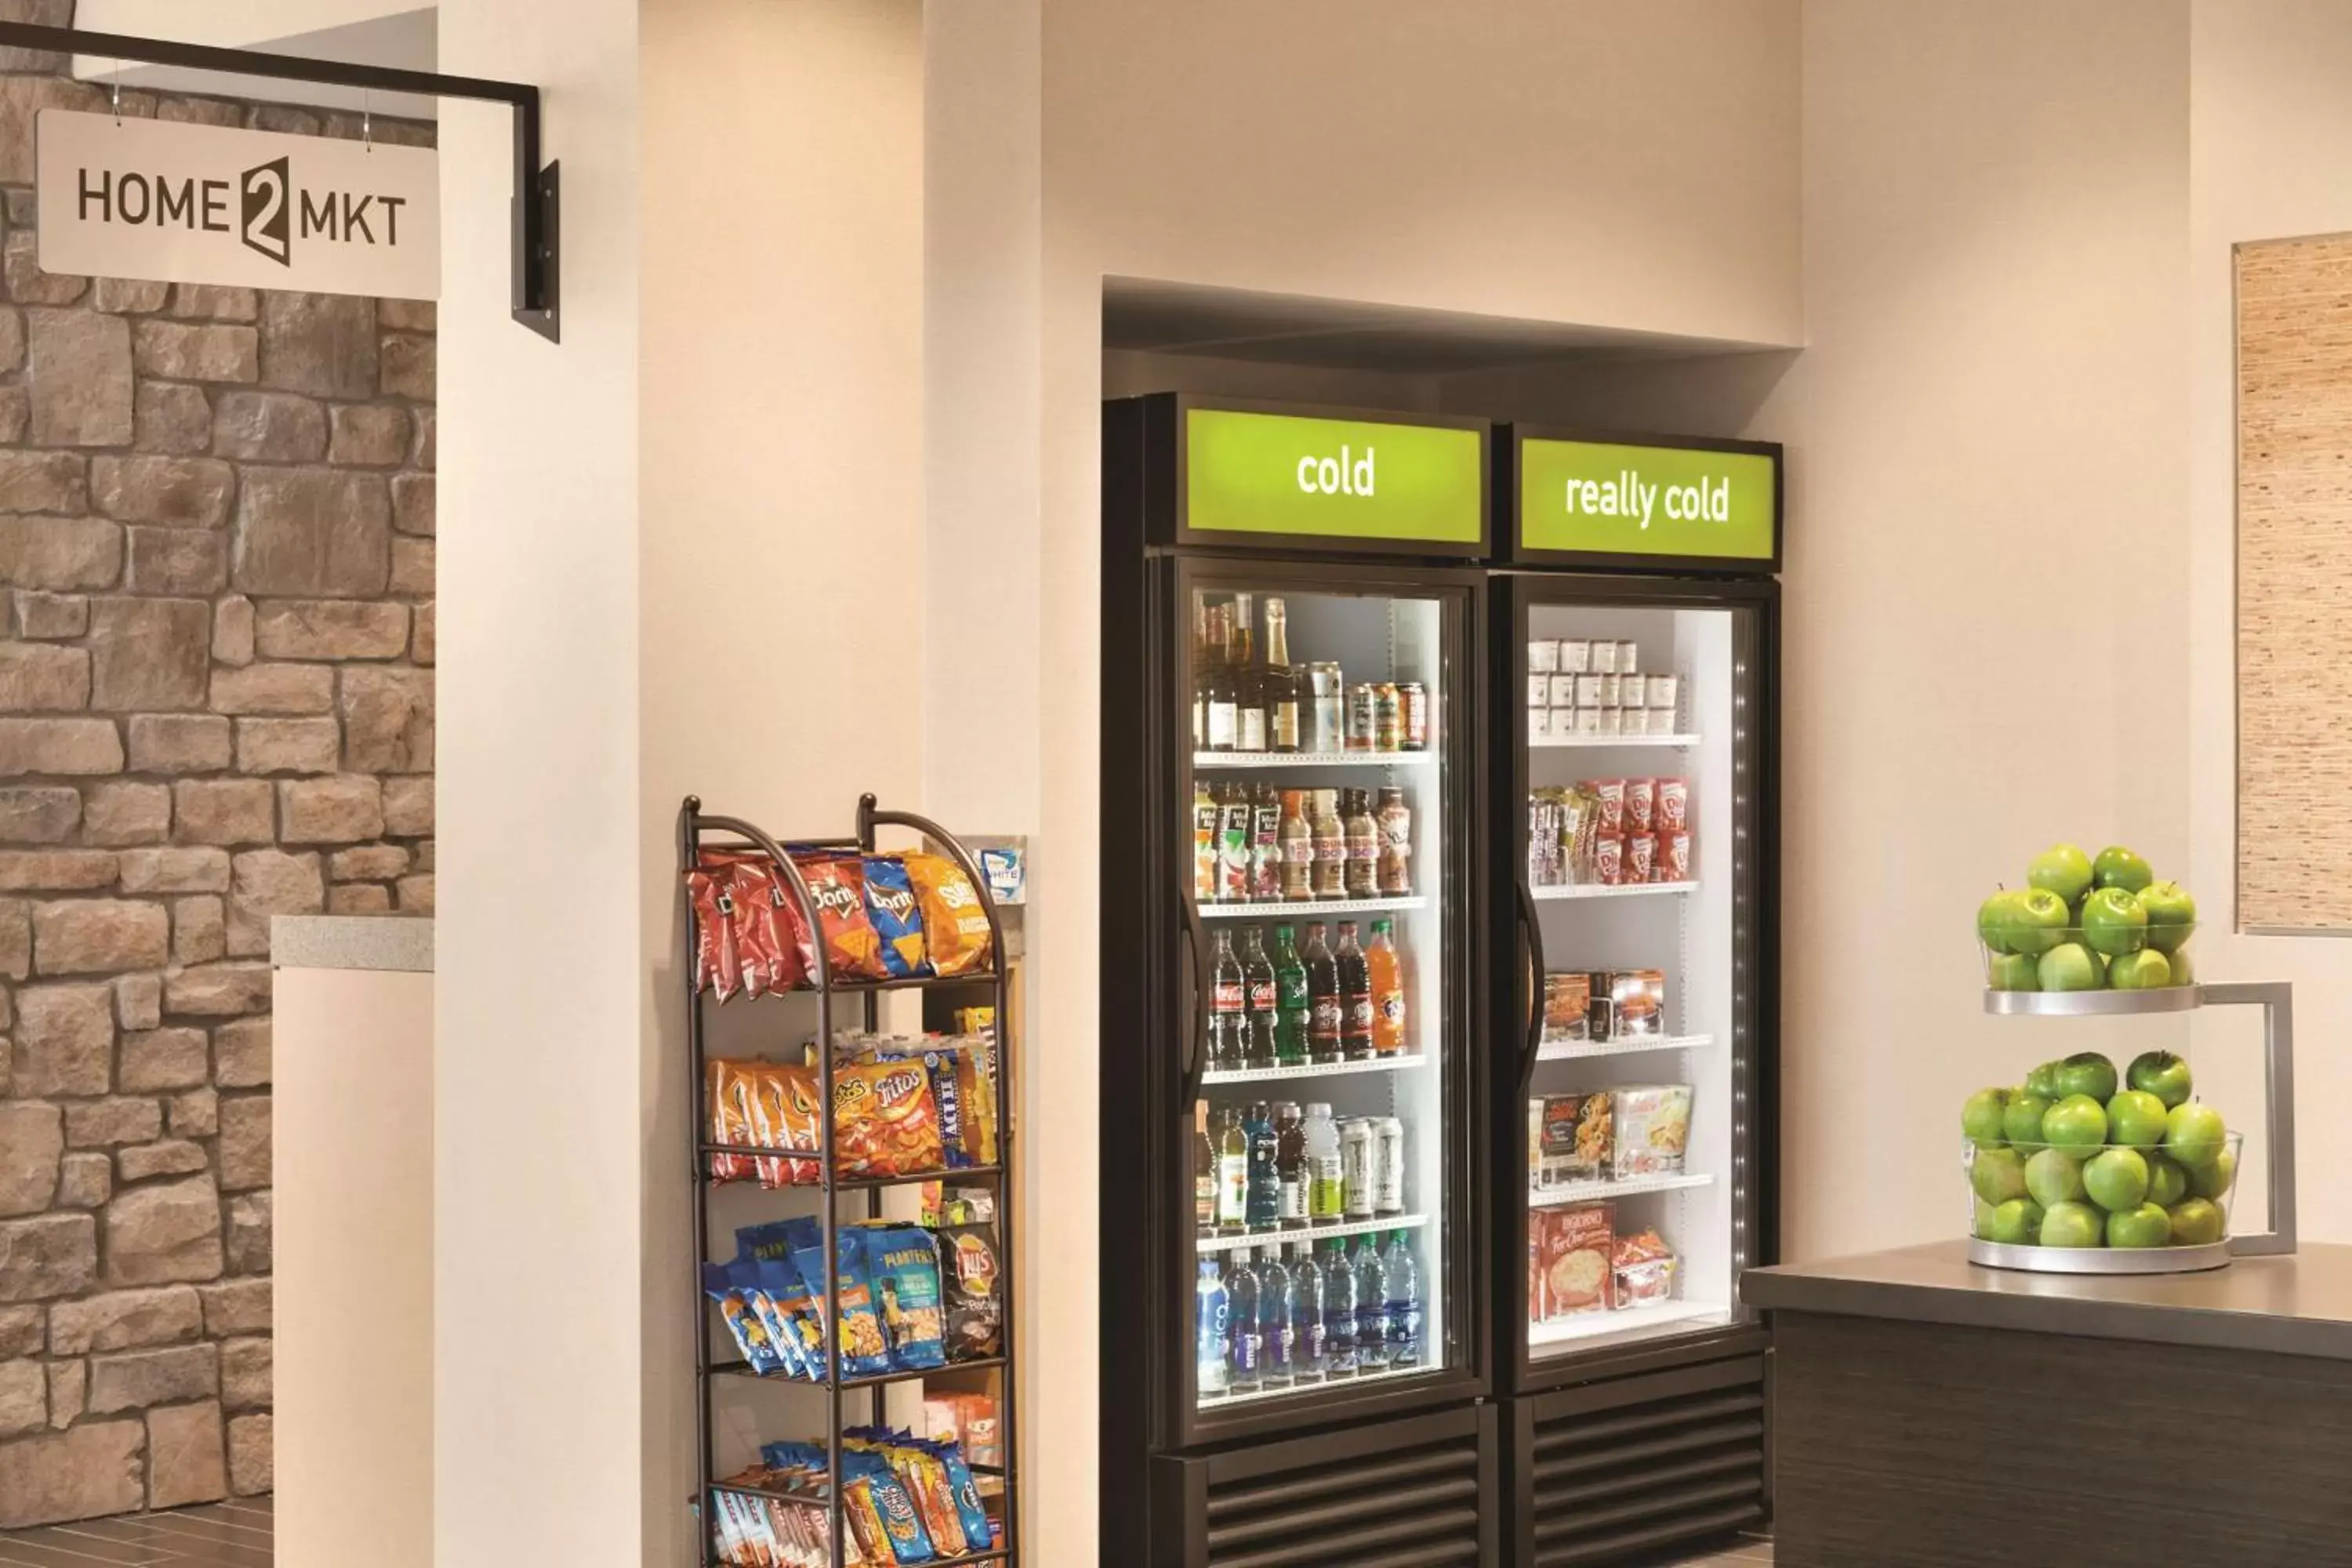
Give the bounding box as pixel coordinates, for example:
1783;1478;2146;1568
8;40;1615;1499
703;1353;1009;1392
697;1151;1006;1192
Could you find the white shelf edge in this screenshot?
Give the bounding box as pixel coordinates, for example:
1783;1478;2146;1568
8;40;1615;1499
1528;733;1701;750
1197;1212;1428;1254
1535;1033;1716;1064
1529;1298;1732;1349
1202;1358;1438;1410
1193;751;1437;768
1529;1171;1714;1208
1531;880;1699;902
1199;895;1428;920
1202;1054;1430;1087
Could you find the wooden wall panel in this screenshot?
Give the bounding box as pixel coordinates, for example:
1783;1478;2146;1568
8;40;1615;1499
2237;234;2352;930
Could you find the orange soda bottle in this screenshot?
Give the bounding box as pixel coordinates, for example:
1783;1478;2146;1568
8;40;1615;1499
1367;919;1405;1054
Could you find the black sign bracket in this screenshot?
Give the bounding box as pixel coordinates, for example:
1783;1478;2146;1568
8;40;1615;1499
0;21;559;341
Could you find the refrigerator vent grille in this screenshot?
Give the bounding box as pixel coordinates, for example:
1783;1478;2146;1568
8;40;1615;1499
1203;1428;1486;1568
1526;1378;1766;1566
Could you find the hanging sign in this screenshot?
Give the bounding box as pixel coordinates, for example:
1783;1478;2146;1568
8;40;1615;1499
1181;405;1487;554
36;109;438;300
1513;433;1779;569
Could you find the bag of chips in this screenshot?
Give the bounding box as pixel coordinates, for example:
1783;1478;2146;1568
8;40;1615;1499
902;851;993;977
703;1261;787;1377
739;858;808;993
745;1062;823;1189
860;855;931;979
706;1059;757;1184
791;853;890;982
935;1220;1003;1363
843;1450;935;1564
833;1061;945;1178
859;1436;963;1557
784;1219;892;1379
856;1223;948;1372
688;865;742;1000
928;1438;994;1550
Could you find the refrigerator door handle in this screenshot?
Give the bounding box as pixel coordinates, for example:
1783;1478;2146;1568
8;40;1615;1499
1516;881;1546;1094
1179;891;1212;1105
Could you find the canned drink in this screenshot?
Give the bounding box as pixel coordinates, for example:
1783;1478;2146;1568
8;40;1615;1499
1347;684;1377;752
1341;1119;1376;1219
1372;683;1402;752
1310;663;1345;753
1373;1117;1405;1214
1398;682;1428;751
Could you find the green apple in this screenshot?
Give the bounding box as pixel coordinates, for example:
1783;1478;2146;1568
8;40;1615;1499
2040;1200;2105;1248
1986;952;2041;990
2169;948;2197;987
2085;1147;2151;1212
2190;1145;2238;1202
2138;880;2197;954
2109;949;2172;989
2053;1053;2120;1104
2108;1203;2172;1248
2147;1153;2190;1207
1970;1145;2029;1205
2093;845;2155;894
2026;1147;2085;1208
2105;1089;2169;1150
2081;886;2151;957
1977;888;2024;954
2042;1094;2109;1160
2007;888;2071;956
2127;1051;2194;1109
2003;1091;2053;1152
1974;1196;2000;1239
1986;1198;2045;1245
2168;1196;2226;1246
2028;844;2096;905
2024;1061;2064;1101
1962;1087;2011;1151
2165;1102;2228;1169
2038;942;2104;993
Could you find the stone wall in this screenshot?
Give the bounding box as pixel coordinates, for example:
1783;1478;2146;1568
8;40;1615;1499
0;20;434;1528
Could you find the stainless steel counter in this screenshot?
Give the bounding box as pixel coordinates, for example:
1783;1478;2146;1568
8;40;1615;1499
1743;1238;2352;1360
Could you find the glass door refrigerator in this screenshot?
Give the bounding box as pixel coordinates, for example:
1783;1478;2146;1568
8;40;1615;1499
1490;428;1781;1568
1102;395;1497;1568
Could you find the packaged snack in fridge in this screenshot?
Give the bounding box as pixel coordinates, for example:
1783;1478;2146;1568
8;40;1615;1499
1611;970;1665;1036
1542;1201;1615;1316
1655;778;1690;833
1560;637;1592;673
1660;831;1693;883
1624;831;1655;884
1529;1214;1548;1324
1624;779;1656;834
1592;638;1618;674
1598;707;1622;735
1574;707;1602;735
1574;673;1605;709
1534;1091;1611;1186
1613;1229;1678;1310
1646;673;1679;710
1541;972;1591;1042
1593;779;1626;833
1592;832;1625;886
1612;1084;1693;1179
1548;673;1579;707
1529;637;1561;673
1530;707;1554;739
1617;640;1639;677
1528;673;1552;708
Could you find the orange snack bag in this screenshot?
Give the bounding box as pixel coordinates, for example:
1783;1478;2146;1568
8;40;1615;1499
832;1061;945;1178
901;851;994;977
746;1062;823;1188
706;1058;757;1183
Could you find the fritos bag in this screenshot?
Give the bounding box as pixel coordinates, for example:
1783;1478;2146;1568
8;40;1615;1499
902;851;993;977
833;1061;945;1178
790;854;890;981
860;855;931;979
746;1062;823;1188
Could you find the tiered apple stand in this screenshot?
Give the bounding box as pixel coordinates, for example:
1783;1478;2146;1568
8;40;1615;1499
1973;981;2297;1276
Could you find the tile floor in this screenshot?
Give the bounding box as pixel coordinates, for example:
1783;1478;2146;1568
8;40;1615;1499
1688;1536;1775;1566
0;1501;270;1566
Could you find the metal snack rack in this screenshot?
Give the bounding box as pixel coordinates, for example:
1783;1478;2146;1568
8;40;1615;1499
680;793;1018;1568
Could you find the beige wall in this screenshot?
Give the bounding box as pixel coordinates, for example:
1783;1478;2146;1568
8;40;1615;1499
2187;0;2352;1245
1783;0;2193;1260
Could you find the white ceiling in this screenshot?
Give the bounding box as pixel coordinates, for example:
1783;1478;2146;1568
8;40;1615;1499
72;2;438;120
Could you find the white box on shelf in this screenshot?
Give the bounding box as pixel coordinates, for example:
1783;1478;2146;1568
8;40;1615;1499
1560;638;1592;673
1529;639;1560;673
1530;706;1554;739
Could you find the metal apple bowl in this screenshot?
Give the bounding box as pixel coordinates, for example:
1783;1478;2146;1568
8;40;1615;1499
1963;1132;2240;1275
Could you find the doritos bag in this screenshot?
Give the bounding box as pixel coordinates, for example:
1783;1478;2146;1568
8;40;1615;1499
860;855;930;978
791;853;889;981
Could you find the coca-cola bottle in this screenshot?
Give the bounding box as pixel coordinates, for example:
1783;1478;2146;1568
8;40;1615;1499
1208;927;1244;1069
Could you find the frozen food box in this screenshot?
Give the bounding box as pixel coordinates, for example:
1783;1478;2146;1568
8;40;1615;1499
1541;1201;1615;1317
1611;1084;1693;1180
1610;969;1665;1037
1541;971;1591;1042
1533;1091;1611;1187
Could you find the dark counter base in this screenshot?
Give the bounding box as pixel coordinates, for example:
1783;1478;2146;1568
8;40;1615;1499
1773;1310;2352;1567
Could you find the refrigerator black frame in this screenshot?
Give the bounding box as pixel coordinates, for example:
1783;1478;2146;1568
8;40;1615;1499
1496;425;1784;577
1492;568;1781;1399
1102;399;1497;1563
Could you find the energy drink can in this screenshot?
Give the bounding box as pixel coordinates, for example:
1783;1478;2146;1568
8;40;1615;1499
1341;1119;1376;1219
1397;682;1428;751
1372;683;1402;751
1348;684;1377;752
1310;663;1345;753
1374;1116;1406;1215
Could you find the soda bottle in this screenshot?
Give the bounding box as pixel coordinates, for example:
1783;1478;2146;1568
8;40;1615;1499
1271;924;1310;1067
1258;1247;1294;1391
1335;922;1374;1060
1196;1256;1229;1399
1353;1237;1388;1371
1382;1232;1423;1369
1208;928;1245;1069
1367;919;1405;1055
1309;789;1347;899
1321;1241;1358;1379
1342;788;1380;898
1194;782;1220;904
1289;1243;1326;1385
1243;1102;1280;1230
1273;1102;1306;1228
1250;782;1283;902
1375;786;1413;895
1302;923;1341;1064
1194;1104;1217;1237
1226;1249;1261;1394
1277;789;1314;902
1216;1108;1248;1234
1301;1103;1345;1223
1218;784;1252;903
1240;927;1279;1070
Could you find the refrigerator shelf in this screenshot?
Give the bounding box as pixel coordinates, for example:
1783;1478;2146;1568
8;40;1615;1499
1530;1172;1715;1209
1197;1212;1429;1254
1529;732;1700;750
1192;750;1438;769
1531;880;1698;902
1203;1359;1439;1409
1535;1033;1717;1064
1202;1054;1429;1087
1528;1298;1733;1349
1199;894;1427;920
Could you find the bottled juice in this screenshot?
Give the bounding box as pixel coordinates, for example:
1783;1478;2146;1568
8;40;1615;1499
1367;919;1405;1054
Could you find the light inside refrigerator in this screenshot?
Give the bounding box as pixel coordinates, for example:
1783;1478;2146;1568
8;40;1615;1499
1187;583;1455;1409
1523;604;1746;1356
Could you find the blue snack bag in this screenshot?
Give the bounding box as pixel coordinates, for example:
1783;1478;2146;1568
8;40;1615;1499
746;1257;815;1381
784;1221;891;1379
860;856;931;979
844;1449;935;1563
858;1224;948;1371
927;1437;995;1549
702;1261;785;1377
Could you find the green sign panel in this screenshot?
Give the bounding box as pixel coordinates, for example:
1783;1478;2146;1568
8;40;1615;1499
1185;408;1483;545
1519;437;1776;561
